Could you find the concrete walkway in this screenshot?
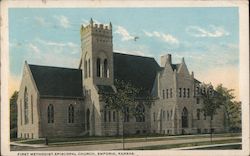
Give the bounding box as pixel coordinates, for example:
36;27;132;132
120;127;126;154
10;142;48;148
170;142;242;150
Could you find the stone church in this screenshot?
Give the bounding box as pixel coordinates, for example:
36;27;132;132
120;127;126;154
17;19;226;139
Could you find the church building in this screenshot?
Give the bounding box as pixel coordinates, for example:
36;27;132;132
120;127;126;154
17;19;226;139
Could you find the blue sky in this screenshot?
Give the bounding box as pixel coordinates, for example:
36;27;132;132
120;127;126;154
9;7;239;98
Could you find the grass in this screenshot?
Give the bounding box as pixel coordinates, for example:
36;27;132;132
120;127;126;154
16;132;241;146
124;139;242;150
195;144;241;150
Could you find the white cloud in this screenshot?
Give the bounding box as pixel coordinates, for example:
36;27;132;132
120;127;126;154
54;15;70;28
115;26;134;41
144;31;179;45
28;43;40;54
36;38;77;48
34;16;48;26
186;25;229;38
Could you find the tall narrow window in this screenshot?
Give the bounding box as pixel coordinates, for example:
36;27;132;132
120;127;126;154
20;100;23;125
187;88;190;98
68;104;74;123
108;111;111;122
166;89;169;99
124;107;129;122
104;59;108;78
135;104;145;122
170;110;173;119
162;90;165;99
170;88;173;98
197;109;200;120
163;111;165;120
167;111;169;121
196;98;200;104
31;95;33;124
153;112;156;122
204;113;207;120
48;104;54;123
84;60;87;78
113;111;116;122
88;59;91;77
104;109;107;122
96;58;101;77
179;88;182;97
24;87;29;124
182;107;188;128
196;87;199;95
183;88;186;97
211;114;213;120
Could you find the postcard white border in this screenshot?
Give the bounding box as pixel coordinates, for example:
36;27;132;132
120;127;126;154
1;0;249;156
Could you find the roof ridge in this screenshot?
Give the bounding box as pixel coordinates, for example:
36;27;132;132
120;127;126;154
113;52;155;60
28;64;80;71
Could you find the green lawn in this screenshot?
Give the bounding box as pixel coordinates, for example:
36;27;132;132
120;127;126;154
124;139;242;150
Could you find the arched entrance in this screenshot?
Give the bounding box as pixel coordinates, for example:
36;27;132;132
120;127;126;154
86;109;90;131
181;107;188;128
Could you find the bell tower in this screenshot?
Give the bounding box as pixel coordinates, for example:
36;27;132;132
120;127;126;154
79;18;114;86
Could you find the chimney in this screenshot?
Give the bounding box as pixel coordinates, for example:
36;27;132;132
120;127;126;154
160;54;172;67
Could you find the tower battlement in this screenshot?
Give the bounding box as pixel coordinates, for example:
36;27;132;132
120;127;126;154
80;18;112;36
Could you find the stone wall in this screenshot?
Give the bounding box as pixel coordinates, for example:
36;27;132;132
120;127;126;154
39;98;84;138
17;63;40;139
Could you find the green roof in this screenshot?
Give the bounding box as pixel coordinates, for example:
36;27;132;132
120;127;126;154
29;64;83;98
113;53;161;96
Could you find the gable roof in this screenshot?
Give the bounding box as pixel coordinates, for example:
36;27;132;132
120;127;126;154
113;53;161;96
29;64;83;98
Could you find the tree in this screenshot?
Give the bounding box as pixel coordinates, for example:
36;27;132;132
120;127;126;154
216;84;241;132
200;83;221;142
102;79;142;149
10;91;18;138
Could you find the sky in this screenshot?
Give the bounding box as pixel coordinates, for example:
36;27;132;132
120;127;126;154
9;7;239;99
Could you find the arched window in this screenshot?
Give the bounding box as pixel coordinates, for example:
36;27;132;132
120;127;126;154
84;60;87;78
163;111;165;120
113;111;116;122
68;104;74;123
183;88;186;97
31;95;33;124
170;110;173;119
166;89;169;99
179;88;182;97
104;59;108;78
48;104;54;123
104;106;107;122
108;110;111;122
187;88;190;98
24;87;29;124
170;88;173;98
197;109;200;120
167;111;169;121
88;59;91;77
124;107;129;122
96;58;101;77
135;104;145;122
196;86;199;95
20;99;23;125
182;107;188;128
86;109;90;130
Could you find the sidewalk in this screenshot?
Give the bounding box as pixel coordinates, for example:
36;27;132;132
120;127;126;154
170;142;242;150
10;142;48;148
